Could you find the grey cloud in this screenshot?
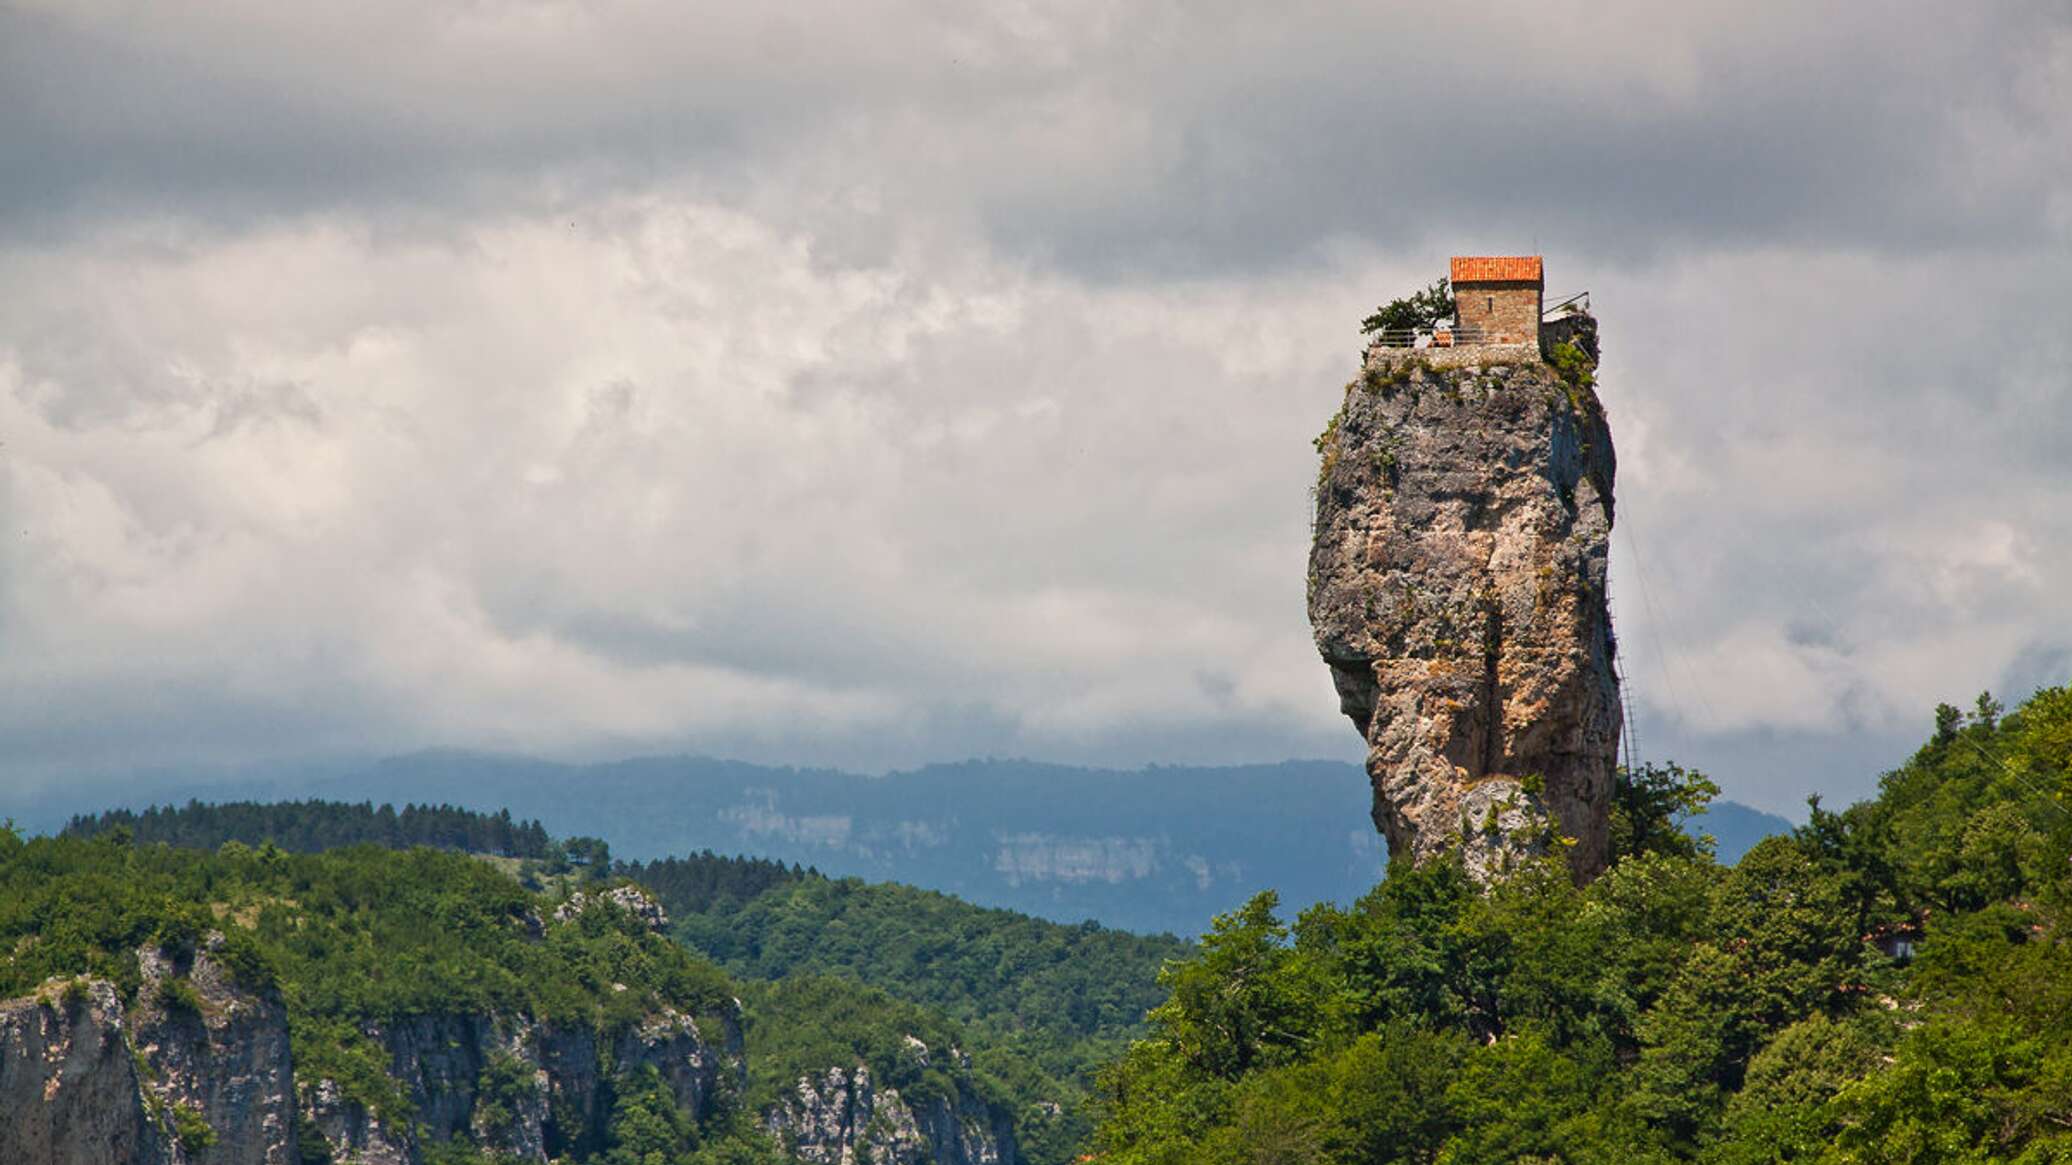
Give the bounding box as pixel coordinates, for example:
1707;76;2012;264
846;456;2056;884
4;4;2065;274
1098;15;2057;273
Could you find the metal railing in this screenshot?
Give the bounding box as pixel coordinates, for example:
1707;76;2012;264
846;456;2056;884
1367;325;1533;349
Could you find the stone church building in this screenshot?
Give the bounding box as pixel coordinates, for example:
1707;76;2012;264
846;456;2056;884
1450;255;1544;348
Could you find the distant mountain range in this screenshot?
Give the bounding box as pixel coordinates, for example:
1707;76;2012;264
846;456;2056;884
5;754;1793;935
1683;799;1797;864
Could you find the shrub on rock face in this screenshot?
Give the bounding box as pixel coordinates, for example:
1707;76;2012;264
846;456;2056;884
157;976;205;1016
604;1065;702;1165
170;1102;217;1153
1546;338;1596;397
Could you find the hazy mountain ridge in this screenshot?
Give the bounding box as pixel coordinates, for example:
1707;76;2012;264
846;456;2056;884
14;756;1790;935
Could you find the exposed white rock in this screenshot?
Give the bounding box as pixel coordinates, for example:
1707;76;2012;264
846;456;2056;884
553;885;671;931
765;1061;1018;1165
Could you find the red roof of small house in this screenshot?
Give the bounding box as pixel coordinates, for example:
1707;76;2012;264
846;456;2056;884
1449;256;1543;284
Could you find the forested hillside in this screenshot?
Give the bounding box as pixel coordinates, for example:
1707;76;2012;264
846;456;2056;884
639;858;1186;1037
59;802;1184;1061
0;833;772;1162
648;863;1193;1161
42;799;1185;1164
1094;687;2072;1163
16;685;2063;1162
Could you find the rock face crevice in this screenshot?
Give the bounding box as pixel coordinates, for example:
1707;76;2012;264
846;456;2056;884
1309;339;1620;883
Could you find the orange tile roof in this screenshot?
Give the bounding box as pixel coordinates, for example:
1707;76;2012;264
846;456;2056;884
1449;255;1543;284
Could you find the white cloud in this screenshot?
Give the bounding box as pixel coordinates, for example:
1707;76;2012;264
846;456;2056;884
1601;243;2072;805
0;2;2066;816
0;198;1385;779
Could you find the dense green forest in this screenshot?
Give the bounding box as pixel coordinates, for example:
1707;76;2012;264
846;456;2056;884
1092;686;2072;1163
621;851;814;914
653;862;1186;1039
66;799;557;859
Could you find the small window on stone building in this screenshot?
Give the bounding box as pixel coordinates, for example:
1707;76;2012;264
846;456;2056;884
1485;296;1494;313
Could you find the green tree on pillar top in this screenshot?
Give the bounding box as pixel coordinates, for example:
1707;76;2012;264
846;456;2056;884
1361;279;1455;337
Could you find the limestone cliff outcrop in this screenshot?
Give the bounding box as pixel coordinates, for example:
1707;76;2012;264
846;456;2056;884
0;925;743;1165
1;981;175;1165
1;939;295;1165
301;1003;742;1164
765;1043;1018;1165
134;938;297;1164
295;885;744;1164
1308;323;1620;882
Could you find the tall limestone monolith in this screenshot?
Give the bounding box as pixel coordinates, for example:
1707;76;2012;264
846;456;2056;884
1308;319;1620;883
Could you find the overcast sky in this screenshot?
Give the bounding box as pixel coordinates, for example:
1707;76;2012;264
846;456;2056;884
2;1;2067;817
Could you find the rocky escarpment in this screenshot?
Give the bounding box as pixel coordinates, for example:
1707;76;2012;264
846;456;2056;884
765;1040;1017;1165
300;886;743;1164
0;959;741;1165
0;887;747;1165
134;938;297;1164
1;870;1017;1165
1309;326;1620;882
302;1003;742;1164
1;938;295;1165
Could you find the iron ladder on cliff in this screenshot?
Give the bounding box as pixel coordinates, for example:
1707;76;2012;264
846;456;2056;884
1610;614;1641;776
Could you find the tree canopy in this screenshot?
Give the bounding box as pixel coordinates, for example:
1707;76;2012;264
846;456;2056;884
1094;687;2072;1163
1360;278;1456;336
